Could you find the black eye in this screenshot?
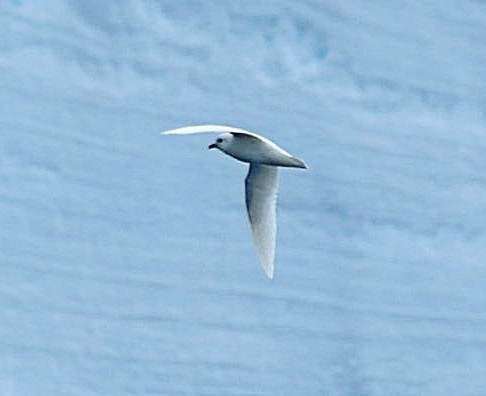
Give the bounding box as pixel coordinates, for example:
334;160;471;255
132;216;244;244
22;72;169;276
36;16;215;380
216;138;223;143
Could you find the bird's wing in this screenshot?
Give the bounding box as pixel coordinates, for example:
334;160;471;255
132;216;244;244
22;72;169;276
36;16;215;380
245;163;279;278
161;125;260;137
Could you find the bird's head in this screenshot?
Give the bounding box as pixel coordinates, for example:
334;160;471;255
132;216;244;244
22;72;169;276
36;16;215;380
208;133;234;152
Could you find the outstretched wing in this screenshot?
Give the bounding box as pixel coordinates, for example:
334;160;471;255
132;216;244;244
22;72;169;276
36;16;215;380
245;164;279;278
162;125;307;169
161;125;259;137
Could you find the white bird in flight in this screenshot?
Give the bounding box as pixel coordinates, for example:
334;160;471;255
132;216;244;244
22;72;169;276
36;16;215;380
161;125;307;278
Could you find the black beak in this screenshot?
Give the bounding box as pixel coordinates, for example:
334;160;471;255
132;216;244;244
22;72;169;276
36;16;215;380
208;143;217;149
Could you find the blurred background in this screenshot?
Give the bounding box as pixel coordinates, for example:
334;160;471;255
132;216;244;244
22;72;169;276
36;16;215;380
1;1;486;395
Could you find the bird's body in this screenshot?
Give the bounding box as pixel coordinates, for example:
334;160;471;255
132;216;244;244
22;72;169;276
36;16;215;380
161;125;307;278
214;132;307;168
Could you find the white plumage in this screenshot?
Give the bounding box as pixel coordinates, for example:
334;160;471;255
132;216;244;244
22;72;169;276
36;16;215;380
245;164;278;278
161;125;307;278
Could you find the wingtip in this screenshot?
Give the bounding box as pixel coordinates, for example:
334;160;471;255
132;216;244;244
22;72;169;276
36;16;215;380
262;262;275;279
160;125;250;136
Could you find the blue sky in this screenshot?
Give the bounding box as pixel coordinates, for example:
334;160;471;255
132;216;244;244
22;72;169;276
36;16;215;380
1;1;486;395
